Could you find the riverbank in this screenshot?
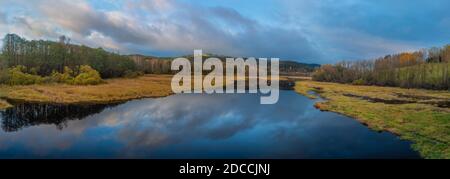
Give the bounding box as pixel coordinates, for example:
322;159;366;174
0;75;174;108
295;80;450;159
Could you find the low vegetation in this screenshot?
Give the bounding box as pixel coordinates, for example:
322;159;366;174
3;65;44;85
295;80;450;159
0;65;103;85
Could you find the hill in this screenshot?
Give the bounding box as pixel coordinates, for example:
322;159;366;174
128;54;320;76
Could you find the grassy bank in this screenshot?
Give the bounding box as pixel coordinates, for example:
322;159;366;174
0;74;173;108
295;80;450;158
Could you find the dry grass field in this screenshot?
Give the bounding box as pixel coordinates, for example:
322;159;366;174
0;75;174;107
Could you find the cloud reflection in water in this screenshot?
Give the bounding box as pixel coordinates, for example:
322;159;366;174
0;91;420;158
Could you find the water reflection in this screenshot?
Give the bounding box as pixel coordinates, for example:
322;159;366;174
0;91;420;159
1;103;120;132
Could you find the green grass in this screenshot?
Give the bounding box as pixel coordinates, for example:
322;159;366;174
295;80;450;159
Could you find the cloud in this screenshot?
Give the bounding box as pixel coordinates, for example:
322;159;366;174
0;0;448;63
39;0;153;45
304;25;421;61
278;0;450;62
0;0;323;62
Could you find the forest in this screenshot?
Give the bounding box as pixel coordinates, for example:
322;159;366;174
0;34;146;85
312;45;450;90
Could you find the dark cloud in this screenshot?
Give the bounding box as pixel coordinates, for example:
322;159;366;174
314;0;450;42
231;27;322;61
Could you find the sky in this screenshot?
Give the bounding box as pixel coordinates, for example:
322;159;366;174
0;0;449;64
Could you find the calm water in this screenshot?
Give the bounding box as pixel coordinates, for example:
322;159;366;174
0;91;420;159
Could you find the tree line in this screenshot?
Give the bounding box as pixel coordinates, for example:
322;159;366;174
1;34;138;78
313;45;450;90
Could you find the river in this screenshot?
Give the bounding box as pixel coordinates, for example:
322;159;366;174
0;91;420;158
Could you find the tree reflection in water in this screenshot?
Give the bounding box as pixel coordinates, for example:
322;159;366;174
0;102;121;132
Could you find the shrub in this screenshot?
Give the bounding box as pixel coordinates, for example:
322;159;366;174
124;70;144;78
50;67;75;84
0;65;104;86
29;67;39;75
73;65;103;85
352;79;367;86
8;66;44;85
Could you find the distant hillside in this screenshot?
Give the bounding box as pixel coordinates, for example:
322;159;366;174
128;54;320;76
279;60;321;76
